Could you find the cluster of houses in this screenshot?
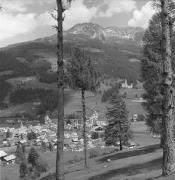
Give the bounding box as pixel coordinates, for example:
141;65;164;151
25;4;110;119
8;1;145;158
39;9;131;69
0;111;107;154
0;110;138;167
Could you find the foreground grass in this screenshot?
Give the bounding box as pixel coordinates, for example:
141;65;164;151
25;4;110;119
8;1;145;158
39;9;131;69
38;122;163;180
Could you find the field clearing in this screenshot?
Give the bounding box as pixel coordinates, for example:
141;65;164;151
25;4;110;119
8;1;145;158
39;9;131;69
6;76;57;90
126;99;145;117
65;92;106;115
120;87;144;99
120;87;146;117
0;103;35;117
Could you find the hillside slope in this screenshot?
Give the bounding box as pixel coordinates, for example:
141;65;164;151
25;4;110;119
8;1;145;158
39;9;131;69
0;23;144;83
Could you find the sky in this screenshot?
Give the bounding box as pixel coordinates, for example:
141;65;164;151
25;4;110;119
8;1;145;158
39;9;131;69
0;0;155;47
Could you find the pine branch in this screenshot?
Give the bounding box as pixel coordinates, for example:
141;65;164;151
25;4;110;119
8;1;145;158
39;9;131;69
142;57;162;71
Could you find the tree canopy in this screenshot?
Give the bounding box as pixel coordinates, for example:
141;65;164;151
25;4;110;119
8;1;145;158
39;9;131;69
67;48;99;91
105;94;131;150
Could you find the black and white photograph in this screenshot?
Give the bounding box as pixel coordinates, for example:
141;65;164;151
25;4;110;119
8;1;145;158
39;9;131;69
0;0;175;180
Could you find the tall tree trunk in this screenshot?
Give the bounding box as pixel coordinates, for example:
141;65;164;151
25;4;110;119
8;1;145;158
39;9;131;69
161;0;175;176
119;136;122;151
119;121;123;151
160;136;163;148
56;1;64;180
81;89;88;168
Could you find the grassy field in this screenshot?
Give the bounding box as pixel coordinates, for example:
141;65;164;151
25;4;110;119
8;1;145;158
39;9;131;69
6;76;57;90
121;87;145;117
38;122;162;180
1;75;145;119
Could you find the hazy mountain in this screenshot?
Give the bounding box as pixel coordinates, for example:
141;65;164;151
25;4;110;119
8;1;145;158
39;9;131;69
32;23;144;44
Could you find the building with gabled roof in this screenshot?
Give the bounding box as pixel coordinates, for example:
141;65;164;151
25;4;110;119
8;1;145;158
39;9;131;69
3;154;16;165
0;150;8;158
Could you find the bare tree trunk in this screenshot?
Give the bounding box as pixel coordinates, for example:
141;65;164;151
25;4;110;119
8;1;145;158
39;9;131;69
119;136;122;151
56;0;64;180
160;136;163;148
81;89;88;168
161;0;175;176
119;121;123;151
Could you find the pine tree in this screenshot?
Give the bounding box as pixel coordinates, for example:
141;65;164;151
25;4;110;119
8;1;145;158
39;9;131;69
141;13;163;136
21;143;26;154
142;0;175;175
19;160;28;178
49;142;54;152
27;131;37;141
105;94;131;151
6;129;12;138
67;48;99;168
41;141;47;152
28;147;39;168
160;0;175;175
16;143;25;164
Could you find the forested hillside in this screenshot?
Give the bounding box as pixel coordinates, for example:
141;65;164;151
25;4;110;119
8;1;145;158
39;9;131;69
0;23;143;83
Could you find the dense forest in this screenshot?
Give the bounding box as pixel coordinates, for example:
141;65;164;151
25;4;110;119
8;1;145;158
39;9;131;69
10;88;58;114
39;72;57;84
1;29;142;84
101;84;120;102
0;79;11;103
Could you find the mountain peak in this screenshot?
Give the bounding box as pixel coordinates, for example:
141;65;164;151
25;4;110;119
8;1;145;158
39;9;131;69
67;22;105;40
66;23;144;41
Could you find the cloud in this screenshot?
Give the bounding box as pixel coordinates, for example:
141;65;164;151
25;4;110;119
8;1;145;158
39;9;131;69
0;0;96;44
0;0;55;13
0;0;149;46
0;0;54;43
64;0;97;29
0;12;37;41
37;0;97;30
97;0;136;17
0;0;28;12
128;1;155;29
38;0;137;30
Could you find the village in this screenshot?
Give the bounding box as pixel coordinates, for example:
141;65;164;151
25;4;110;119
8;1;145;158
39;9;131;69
0;103;138;167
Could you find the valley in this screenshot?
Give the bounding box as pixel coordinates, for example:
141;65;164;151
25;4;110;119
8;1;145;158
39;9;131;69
0;23;145;120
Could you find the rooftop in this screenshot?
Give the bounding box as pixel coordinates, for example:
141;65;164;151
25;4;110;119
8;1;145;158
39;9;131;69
0;150;8;158
4;154;16;161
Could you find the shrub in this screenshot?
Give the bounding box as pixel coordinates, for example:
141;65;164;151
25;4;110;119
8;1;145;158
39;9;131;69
27;131;37;141
28;147;39;167
73;155;82;162
36;158;49;173
91;132;99;139
19;161;28;178
67;159;74;164
66;155;83;165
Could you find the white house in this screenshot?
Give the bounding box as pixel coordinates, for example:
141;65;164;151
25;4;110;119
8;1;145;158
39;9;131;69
3;154;16;165
0;150;8;165
121;79;133;89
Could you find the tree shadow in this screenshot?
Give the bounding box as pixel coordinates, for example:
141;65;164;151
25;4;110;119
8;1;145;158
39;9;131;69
98;144;160;163
145;173;175;180
89;157;162;180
